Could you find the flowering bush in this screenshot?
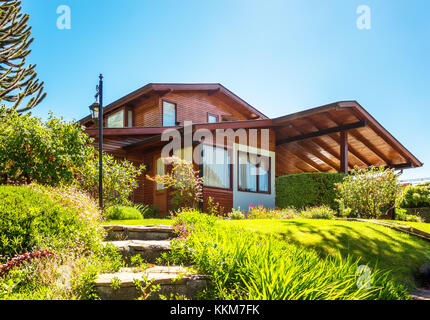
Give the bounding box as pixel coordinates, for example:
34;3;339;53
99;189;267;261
228;207;245;220
335;166;400;219
299;205;336;219
246;204;298;219
147;157;204;210
0;250;55;277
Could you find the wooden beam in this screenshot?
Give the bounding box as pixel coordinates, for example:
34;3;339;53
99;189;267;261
296;141;340;171
329;133;371;167
349;129;392;165
340;131;348;174
276;120;366;145
85;126;180;137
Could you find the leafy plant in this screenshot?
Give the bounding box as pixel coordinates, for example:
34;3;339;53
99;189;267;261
394;208;423;222
228;208;245;220
396;184;430;209
105;205;143;220
134;203;160;218
146;156;203;210
299;205;336;219
206;196;225;216
335;166;400;219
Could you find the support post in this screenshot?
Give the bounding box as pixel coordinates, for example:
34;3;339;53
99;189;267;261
340;131;348;174
98;74;104;209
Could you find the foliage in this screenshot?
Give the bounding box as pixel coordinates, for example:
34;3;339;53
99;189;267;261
396;183;430;209
228;208;245;220
0;0;46;112
0;107;93;185
134;203;160;218
77;152;145;207
299;205;336;220
162;210;410;300
206;196;225;216
0;185;104;259
0;250;55;277
146;156;203;210
276;172;346;210
394;208;423;222
246;204;298;219
335;166;400;219
105;205;143;220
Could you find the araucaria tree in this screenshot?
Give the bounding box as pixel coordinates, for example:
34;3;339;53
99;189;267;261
0;0;46;112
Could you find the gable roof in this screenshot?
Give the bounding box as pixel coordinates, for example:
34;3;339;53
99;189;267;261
78;83;268;125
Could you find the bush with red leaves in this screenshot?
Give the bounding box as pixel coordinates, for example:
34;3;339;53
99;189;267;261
0;250;55;277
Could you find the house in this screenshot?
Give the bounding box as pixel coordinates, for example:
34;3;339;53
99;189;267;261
79;83;423;215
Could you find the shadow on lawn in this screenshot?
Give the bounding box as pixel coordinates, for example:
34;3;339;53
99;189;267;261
271;220;430;287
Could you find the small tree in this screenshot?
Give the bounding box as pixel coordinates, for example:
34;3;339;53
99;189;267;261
77;152;145;207
0;0;46;112
146;156;203;210
335;166;400;219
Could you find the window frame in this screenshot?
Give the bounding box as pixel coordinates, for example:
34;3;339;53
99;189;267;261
106;109;125;128
161;100;177;127
207;113;219;123
237;151;271;194
201;144;233;191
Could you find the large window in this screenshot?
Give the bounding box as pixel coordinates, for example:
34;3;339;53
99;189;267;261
238;152;270;193
202;145;231;189
162;101;176;126
106;110;124;128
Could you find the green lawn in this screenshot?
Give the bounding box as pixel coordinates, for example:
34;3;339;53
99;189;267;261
103;218;174;225
380;220;430;234
223;218;430;288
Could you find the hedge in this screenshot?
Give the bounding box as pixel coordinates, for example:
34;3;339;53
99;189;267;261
275;172;346;209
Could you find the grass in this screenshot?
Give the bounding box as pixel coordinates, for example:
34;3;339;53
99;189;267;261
103;218;174;225
381;220;430;234
223;218;430;288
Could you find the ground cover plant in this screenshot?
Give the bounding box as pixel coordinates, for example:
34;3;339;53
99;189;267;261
0;184;122;300
161;209;411;300
105;205;143;220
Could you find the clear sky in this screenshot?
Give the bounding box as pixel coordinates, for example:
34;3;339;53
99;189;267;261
21;0;430;179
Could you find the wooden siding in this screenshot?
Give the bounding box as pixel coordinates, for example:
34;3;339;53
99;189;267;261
203;187;233;215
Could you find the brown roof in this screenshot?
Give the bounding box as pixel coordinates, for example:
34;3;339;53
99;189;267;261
79;83;268;125
85;100;422;173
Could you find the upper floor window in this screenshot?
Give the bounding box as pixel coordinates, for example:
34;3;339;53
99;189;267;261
208;113;218;123
162;101;176;126
106;110;124;128
238;152;270;193
127;110;133;127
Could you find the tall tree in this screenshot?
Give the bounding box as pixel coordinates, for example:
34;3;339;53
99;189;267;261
0;0;46;112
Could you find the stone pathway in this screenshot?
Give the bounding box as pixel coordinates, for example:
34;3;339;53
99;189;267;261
410;288;430;300
95;225;207;300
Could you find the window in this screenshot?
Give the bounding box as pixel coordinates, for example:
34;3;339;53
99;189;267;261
156;157;165;190
162;101;176;126
208;113;218;123
202;145;230;189
238;152;270;193
127;110;133;127
106;110;124;128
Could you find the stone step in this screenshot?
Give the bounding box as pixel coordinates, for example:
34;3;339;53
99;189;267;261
105;240;171;263
94;266;207;300
102;224;177;241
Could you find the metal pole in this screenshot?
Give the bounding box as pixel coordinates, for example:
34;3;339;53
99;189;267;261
98;74;104;209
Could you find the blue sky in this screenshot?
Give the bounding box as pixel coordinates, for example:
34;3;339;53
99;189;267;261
21;0;430;179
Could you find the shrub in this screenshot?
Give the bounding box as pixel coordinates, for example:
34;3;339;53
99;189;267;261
396;184;430;209
147;156;203;210
228;208;245;220
77;152;145;207
163;210;409;300
335;167;400;219
299;205;336;219
0;107;93;185
394;208;423;222
276;172;346;210
246;204;298;219
0;185;104;260
134;203;160;218
105;206;143;220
